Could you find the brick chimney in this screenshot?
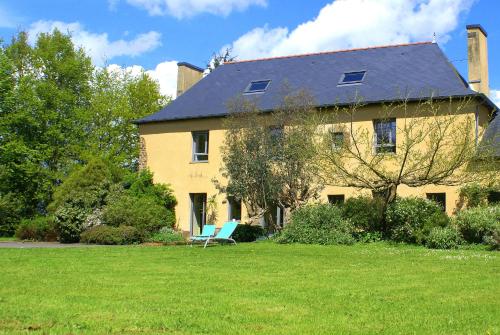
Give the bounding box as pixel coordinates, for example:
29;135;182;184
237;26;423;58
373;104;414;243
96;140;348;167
176;62;203;97
467;24;489;96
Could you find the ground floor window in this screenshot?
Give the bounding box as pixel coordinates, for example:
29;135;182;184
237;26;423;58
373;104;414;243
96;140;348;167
488;191;500;204
262;205;285;229
328;194;345;205
426;193;446;211
227;197;242;221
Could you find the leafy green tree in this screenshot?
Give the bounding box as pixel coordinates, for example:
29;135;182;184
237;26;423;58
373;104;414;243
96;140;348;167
0;30;93;217
0;29;168;232
218;90;322;230
85;68;169;169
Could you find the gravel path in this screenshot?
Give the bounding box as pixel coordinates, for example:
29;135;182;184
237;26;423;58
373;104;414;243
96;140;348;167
0;241;100;248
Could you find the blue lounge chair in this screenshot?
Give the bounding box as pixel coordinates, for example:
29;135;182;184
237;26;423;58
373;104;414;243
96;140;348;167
189;224;216;246
203;221;238;248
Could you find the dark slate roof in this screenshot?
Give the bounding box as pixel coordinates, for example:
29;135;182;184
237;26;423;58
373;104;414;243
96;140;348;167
480;112;500;157
137;42;481;124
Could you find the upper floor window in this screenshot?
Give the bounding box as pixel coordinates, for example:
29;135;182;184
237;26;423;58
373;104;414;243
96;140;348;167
339;71;366;85
373;118;396;153
192;131;209;162
330;131;345;150
245;80;271;93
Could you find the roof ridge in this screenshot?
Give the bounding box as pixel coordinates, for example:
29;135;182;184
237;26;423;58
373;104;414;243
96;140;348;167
225;41;434;65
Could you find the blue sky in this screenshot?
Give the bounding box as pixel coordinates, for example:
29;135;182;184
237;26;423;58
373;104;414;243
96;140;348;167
0;0;498;103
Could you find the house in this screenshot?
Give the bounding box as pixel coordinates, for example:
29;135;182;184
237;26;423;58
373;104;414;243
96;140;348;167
136;24;498;236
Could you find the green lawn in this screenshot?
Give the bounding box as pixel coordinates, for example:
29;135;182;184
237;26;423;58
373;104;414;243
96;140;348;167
0;242;498;334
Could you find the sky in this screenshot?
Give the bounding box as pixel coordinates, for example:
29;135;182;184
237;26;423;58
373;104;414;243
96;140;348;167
0;0;499;105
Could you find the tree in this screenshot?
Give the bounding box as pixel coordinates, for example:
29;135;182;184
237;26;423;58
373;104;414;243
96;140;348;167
0;30;93;215
85;67;169;169
316;97;495;227
0;29;168;231
217;90;322;230
206;48;236;73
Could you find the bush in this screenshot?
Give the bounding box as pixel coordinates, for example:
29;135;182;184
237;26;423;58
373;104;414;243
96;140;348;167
148;227;184;244
102;194;175;235
276;204;354;245
15;216;58;241
232;224;264;242
459;183;493;209
425;226;463;249
0;193;23;237
80;225;143;245
355;231;383;243
123;169;177;210
54;204;88;243
455;205;500;245
386;197;449;244
483;230;499;251
49;158;122;213
341;196;384;233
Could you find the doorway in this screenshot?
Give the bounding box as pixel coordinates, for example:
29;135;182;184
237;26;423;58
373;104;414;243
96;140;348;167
227;197;242;221
190;193;207;236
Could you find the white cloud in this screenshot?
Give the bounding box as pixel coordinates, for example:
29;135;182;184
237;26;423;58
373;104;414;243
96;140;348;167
108;61;178;97
27;20;162;66
491;89;500;107
226;0;475;60
119;0;266;18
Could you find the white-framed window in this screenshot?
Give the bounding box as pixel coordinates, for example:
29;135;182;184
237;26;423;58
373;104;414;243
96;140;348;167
338;71;366;85
227;197;242;221
192;131;209;162
330;131;345;150
373;118;396;153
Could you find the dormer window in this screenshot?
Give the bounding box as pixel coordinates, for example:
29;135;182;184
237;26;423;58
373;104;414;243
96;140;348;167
245;80;271;93
339;71;366;85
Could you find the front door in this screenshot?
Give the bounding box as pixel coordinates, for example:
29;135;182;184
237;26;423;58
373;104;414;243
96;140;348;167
190;193;207;236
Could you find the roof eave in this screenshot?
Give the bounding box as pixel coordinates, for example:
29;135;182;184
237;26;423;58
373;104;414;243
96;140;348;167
134;93;491;125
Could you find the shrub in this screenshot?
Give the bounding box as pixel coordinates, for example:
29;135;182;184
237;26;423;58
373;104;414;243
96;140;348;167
102;194;175;235
425;226;463;249
0;193;23;237
148;227;184;244
54;204;88;243
386;197;449;244
276;204;354;245
123;169;177;210
458;183;493;209
15;216;58;241
483;230;499;251
232;224;264;242
341;196;384;233
80;225;143;245
355;231;383;243
49;158;122;213
455;205;500;245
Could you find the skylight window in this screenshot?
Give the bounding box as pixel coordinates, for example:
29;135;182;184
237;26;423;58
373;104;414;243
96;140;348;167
339;71;366;85
245;80;271;93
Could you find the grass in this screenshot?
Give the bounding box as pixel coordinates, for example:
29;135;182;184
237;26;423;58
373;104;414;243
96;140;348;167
0;236;16;241
0;242;498;334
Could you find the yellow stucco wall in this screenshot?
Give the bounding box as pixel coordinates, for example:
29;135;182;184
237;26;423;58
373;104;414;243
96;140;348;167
138;100;493;234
